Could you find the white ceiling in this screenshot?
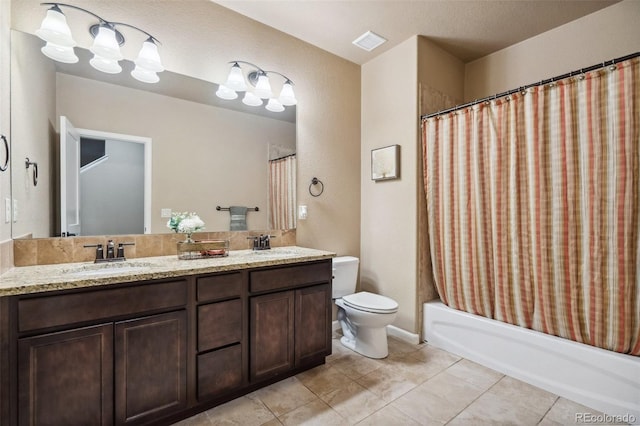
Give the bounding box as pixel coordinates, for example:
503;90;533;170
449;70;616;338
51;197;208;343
211;0;620;64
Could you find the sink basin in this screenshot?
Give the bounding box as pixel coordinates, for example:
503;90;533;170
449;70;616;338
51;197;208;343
64;261;155;277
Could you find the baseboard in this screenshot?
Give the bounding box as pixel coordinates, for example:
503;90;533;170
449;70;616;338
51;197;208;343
332;321;421;345
386;325;421;345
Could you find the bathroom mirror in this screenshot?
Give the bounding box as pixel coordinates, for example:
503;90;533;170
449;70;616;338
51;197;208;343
10;30;296;239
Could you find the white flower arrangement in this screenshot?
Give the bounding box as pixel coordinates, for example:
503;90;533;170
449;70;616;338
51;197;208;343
167;212;205;235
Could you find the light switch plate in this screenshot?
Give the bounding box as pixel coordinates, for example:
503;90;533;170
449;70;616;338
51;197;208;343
298;205;308;220
161;208;172;218
12;199;17;222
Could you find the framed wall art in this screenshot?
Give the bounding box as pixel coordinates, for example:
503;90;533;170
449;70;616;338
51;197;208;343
371;144;400;181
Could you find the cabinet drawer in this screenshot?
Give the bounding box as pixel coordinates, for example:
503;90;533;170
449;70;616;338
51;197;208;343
249;261;331;293
197;344;243;400
198;299;243;351
197;272;243;302
18;280;188;332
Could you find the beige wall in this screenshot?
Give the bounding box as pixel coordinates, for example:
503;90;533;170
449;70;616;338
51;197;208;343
361;37;419;332
360;36;464;334
56;73;294;234
10;30;57;239
10;0;361;256
0;0;12;273
418;37;465;112
465;0;640;101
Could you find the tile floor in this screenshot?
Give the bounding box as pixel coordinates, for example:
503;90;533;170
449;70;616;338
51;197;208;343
175;334;610;425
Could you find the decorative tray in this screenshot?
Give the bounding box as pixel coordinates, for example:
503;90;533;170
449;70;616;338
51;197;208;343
177;239;229;260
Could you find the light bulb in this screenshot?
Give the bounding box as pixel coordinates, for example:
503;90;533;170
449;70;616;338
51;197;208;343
278;81;297;106
265;98;285;112
90;25;123;61
89;54;122;74
254;73;273;99
131;66;160;83
242;91;263;107
135;39;164;72
215;84;238;100
41;42;78;64
36;7;76;47
226;63;247;91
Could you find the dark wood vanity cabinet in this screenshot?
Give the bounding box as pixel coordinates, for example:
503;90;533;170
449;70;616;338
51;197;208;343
18;323;114;425
195;272;246;401
18;312;188;426
115;311;187;425
249;261;333;382
15;279;188;426
295;283;333;365
250;290;296;380
2;258;332;425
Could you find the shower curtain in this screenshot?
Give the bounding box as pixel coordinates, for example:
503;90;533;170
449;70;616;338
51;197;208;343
269;155;296;230
422;57;639;355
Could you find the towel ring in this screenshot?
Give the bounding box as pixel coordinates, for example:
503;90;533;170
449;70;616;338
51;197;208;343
25;157;38;186
0;135;8;172
309;177;324;197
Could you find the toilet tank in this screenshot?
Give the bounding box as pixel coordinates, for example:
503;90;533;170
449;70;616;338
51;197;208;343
332;256;359;299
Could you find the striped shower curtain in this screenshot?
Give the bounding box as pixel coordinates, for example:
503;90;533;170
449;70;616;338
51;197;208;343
422;57;639;355
269;155;296;230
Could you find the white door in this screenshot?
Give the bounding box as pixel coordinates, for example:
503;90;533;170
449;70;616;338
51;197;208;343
60;116;81;236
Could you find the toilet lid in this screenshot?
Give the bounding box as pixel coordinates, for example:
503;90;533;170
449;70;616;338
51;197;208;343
342;291;398;314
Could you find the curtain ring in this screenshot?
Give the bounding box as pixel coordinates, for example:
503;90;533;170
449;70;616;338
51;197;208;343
309;177;324;197
25;157;38;187
0;135;8;172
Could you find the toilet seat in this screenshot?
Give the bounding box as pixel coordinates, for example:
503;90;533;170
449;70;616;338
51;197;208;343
342;291;398;314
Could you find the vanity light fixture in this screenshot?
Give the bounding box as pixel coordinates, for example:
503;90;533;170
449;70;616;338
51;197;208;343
36;2;164;83
216;61;297;113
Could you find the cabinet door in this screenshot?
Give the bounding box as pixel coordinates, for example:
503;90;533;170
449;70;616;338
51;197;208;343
18;324;113;426
115;310;187;425
295;284;332;366
250;291;295;381
197;344;243;400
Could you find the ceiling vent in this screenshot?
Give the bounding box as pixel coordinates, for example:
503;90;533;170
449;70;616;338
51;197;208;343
352;31;387;52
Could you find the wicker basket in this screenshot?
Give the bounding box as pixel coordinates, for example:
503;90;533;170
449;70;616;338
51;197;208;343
177;239;229;260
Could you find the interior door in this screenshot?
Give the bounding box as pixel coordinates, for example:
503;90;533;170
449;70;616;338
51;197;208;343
60;116;81;236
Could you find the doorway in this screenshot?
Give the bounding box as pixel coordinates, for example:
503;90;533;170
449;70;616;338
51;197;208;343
60;116;152;236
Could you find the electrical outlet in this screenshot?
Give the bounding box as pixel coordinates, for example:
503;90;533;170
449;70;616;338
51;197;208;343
161;208;172;218
4;198;10;224
12;199;17;222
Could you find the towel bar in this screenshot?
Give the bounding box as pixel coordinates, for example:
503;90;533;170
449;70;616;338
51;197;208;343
216;206;259;212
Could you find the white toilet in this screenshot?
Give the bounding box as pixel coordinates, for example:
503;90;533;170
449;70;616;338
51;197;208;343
332;256;398;359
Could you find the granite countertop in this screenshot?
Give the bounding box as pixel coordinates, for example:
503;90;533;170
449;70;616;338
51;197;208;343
0;246;336;296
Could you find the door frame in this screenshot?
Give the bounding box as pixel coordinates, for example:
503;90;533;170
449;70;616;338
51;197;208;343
75;128;152;234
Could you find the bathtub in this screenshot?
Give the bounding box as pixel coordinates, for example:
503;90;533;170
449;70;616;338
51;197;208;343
423;301;640;423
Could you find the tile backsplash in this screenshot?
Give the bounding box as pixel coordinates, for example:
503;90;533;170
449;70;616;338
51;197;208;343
13;230;296;267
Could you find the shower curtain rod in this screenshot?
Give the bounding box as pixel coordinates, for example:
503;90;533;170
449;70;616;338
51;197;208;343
421;51;640;120
270;153;296;162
